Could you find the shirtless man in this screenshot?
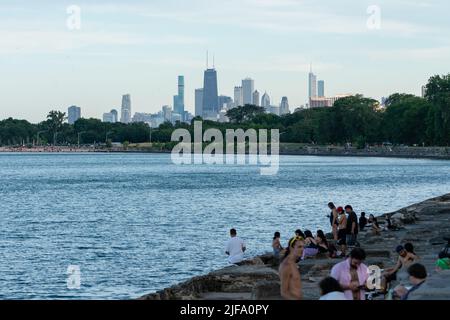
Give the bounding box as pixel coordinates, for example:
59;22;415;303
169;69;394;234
328;202;339;241
279;236;305;300
381;245;419;292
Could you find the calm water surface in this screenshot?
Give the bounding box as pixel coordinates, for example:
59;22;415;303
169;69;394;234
1;153;449;299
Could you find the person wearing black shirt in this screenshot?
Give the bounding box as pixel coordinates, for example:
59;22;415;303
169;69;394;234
345;205;359;246
359;212;368;231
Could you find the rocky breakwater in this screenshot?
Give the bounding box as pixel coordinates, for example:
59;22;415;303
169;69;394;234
139;194;450;300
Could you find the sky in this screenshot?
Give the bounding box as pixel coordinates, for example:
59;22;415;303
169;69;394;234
1;0;449;123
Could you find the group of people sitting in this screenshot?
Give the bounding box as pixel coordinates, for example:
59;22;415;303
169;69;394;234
224;202;450;300
279;234;448;300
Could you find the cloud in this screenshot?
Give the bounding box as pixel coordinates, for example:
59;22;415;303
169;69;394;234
0;30;205;54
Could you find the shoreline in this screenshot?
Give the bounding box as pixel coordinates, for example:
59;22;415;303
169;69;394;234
1;145;450;161
139;193;450;300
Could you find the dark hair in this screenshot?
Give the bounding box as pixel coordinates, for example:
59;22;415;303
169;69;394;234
328;202;335;209
316;230;328;246
438;251;447;259
295;229;305;238
319;277;343;295
361;212;366;217
283;236;304;259
274;232;281;240
404;243;415;254
230;228;237;236
304;230;313;238
350;248;366;260
408;263;427;280
345;205;353;211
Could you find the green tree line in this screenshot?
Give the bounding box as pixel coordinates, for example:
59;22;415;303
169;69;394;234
1;74;449;147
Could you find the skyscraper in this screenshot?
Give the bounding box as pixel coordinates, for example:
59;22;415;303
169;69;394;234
174;76;185;120
252;90;260;106
422;85;427;98
308;66;317;99
195;88;204;117
234;86;243;107
110;109;118;122
218;95;233;110
280;97;290;115
202;68;219;118
103;109;118;123
242;78;254;105
68;105;81;124
120;94;131;124
318;80;325;97
261;92;271;108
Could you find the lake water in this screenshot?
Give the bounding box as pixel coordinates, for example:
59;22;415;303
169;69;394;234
1;153;449;299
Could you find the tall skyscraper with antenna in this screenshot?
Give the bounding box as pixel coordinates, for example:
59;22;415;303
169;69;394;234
202;52;219;119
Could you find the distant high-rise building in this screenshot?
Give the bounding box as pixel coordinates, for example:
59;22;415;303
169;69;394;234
280;97;290;115
218;95;233;110
110;109;118;122
174;76;185;120
421;85;427;98
234;86;243;107
202;68;219;118
195;88;204;117
103;109;118;123
162;105;172;122
261;92;271;108
68;105;81;124
308;66;317;99
252;90;260;106
242;78;254;105
318;80;325;97
309;94;352;108
120;94;131;123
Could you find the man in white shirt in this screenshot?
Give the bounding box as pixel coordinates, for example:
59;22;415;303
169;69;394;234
225;229;246;264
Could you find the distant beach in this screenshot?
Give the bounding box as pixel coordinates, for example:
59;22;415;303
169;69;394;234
1;144;450;160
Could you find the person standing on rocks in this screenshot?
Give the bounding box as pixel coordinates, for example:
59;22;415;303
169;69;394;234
225;228;246;264
337;207;347;256
359;212;368;231
279;236;305;300
328;202;339;241
345;205;359;247
330;248;369;300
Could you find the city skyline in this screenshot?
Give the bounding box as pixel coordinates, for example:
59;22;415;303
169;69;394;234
1;0;449;122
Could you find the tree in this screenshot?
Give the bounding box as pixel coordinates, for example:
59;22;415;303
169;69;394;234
383;93;431;145
424;74;450;145
45;110;67;145
226;105;265;124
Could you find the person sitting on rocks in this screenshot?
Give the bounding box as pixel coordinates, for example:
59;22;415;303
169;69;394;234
386;214;400;231
359;212;368;231
279;236;305;300
435;251;450;271
315;230;330;255
315;229;338;258
381;245;419;293
301;230;319;259
295;229;305;239
330;248;369;300
319;276;347;300
272;232;284;259
368;214;381;235
404;243;420;259
225;228;246;264
393;263;427;300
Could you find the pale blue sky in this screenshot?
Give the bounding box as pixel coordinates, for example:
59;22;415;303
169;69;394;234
1;0;449;122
